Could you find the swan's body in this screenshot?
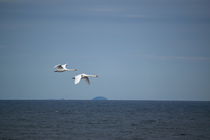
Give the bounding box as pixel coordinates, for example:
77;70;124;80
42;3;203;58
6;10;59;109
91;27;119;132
73;73;98;85
54;64;78;72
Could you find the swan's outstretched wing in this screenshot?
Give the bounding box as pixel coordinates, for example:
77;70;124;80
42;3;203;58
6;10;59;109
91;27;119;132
62;64;68;69
84;77;90;85
54;64;63;69
74;75;82;85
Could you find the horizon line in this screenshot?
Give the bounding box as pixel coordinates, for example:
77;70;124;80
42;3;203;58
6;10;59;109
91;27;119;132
0;99;209;102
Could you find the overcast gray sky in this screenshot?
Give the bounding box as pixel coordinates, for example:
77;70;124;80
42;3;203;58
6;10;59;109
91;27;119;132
0;0;210;100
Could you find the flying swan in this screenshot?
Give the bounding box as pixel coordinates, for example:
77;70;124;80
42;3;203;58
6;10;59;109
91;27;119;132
73;73;98;85
54;64;78;72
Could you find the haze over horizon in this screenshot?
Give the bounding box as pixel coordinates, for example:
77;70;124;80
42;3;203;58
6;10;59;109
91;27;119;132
0;0;210;101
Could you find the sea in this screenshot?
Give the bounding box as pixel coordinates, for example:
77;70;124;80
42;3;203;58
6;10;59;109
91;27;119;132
0;100;209;140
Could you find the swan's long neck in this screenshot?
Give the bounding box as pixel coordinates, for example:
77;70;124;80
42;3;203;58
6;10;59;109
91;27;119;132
87;74;98;77
67;69;78;71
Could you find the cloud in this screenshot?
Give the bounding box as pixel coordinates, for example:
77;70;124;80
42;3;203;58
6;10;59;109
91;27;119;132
125;15;145;19
86;8;118;13
142;55;210;61
173;56;210;61
0;0;29;3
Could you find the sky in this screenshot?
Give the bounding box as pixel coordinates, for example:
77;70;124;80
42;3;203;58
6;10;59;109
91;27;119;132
0;0;210;100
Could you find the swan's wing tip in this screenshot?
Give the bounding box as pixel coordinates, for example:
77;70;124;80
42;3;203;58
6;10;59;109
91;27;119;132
84;77;91;85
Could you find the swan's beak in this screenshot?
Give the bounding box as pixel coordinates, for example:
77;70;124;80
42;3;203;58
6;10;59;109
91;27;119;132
72;77;75;79
75;69;78;71
96;75;99;77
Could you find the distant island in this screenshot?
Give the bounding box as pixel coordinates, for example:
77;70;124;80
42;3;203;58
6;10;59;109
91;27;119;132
92;96;108;100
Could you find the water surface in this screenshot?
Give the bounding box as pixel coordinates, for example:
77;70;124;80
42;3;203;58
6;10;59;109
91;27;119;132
0;100;209;140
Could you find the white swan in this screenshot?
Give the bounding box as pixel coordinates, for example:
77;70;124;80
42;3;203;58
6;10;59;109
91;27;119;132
73;73;98;85
54;64;78;72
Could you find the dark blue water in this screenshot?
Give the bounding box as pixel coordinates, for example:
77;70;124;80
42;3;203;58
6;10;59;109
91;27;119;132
0;100;210;140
